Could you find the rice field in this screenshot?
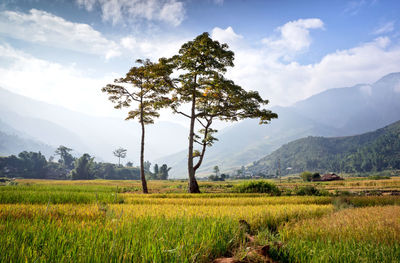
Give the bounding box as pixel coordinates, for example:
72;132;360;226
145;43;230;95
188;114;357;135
278;206;400;262
1;179;400;262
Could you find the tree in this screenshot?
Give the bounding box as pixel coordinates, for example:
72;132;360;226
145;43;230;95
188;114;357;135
159;164;171;180
113;147;127;167
70;153;94;180
300;171;313;182
102;59;172;193
168;33;277;193
126;161;133;167
153;163;159;179
213;165;220;177
55;145;74;170
18;151;47;178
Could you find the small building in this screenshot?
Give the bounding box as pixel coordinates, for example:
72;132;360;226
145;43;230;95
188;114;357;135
321;173;343;181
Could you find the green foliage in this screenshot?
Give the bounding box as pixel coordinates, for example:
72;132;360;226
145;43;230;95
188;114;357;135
368;175;391;180
300;171;313;182
55;145;74;170
234;181;281;195
295;186;328;196
70;154;94;180
0;152;48;178
101;59;172;125
148;163;171;180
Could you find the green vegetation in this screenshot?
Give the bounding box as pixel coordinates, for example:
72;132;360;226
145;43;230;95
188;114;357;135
295;186;328;196
248;120;400;176
234;181;281;195
0;216;241;263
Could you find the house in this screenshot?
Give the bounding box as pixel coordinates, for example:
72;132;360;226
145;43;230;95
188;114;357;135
321;173;343;181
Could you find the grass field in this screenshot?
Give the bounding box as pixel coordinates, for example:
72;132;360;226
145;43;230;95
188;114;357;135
1;179;399;262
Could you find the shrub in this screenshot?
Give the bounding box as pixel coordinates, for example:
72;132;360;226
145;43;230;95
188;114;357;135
368;175;391;180
295;186;328;196
234;181;281;195
300;171;313;182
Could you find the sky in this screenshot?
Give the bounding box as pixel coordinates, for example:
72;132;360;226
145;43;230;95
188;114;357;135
1;0;400;126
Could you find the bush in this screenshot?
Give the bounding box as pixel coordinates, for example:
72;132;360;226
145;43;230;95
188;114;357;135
295;186;328;196
234;181;281;195
300;171;313;182
368;175;391;180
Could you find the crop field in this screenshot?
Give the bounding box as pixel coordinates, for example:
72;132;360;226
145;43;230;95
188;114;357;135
1;179;400;262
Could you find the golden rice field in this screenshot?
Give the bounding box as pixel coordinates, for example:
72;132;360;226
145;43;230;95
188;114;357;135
1;179;400;262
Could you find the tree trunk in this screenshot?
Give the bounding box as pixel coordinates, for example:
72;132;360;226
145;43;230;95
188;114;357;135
140;106;149;194
187;91;200;193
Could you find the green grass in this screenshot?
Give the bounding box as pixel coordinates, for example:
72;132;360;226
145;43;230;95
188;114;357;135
0;216;243;263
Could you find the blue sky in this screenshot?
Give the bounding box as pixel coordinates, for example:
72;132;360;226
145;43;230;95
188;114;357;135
0;0;400;122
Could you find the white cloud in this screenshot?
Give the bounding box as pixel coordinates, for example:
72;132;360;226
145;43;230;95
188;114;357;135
0;44;118;117
159;0;185;26
262;18;324;59
0;9;121;59
120;35;187;60
373;21;395;35
211;26;243;46
77;0;185;26
222;22;400;107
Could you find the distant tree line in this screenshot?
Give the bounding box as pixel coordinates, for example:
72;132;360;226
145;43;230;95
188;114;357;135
0;145;171;180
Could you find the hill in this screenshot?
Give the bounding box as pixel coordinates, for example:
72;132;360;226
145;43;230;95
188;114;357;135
0;120;55;157
247;120;400;175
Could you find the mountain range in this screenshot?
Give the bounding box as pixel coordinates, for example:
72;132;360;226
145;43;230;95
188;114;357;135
1;72;399;177
0;87;188;163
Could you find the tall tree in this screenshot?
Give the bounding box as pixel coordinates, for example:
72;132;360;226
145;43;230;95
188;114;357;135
159;164;171;180
102;59;172;193
213;165;220;177
113;147;127;167
153;163;159;179
55;146;74;170
168;32;277;193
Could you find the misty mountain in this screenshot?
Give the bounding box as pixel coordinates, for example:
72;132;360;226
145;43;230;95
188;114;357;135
158;72;400;178
247;120;400;175
0;120;55;157
293;72;400;134
0;87;188;163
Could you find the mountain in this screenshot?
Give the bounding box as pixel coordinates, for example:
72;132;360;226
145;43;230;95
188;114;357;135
247;120;400;175
0;120;55;157
0;87;188;163
292;72;400;134
157;72;400;178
